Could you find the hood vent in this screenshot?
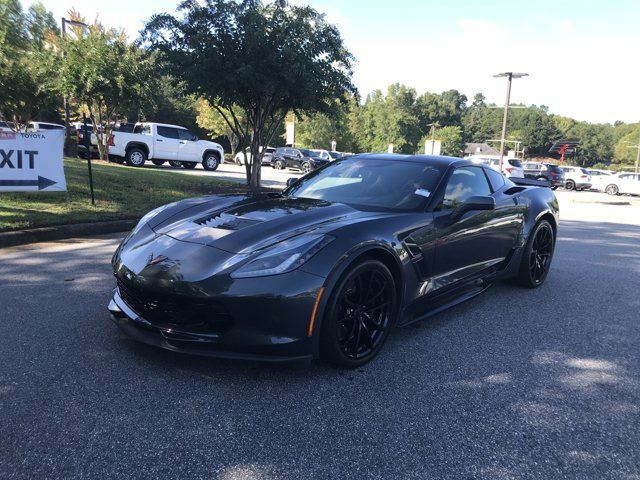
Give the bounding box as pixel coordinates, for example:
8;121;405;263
196;212;262;231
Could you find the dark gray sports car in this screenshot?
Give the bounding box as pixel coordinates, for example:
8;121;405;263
108;154;559;366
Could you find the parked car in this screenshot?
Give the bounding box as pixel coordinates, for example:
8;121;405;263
73;122;100;157
328;151;348;160
522;162;565;189
587;169;613;192
109;154;559;366
108;122;224;170
271;147;330;174
234;147;275;166
26;121;65;133
310;149;333;161
601;173;640;196
0;120;16;132
560;166;592;190
466;155;524;178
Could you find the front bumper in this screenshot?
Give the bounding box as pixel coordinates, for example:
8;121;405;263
108;268;324;362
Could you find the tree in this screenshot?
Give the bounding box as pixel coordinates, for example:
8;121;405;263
355;84;421;154
613;125;640;164
0;0;59;125
415;89;467;133
195;97;244;155
295;96;357;152
53;11;152;159
143;0;355;189
462;94;502;144
419;125;464;156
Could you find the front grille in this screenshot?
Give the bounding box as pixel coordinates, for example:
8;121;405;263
117;279;232;334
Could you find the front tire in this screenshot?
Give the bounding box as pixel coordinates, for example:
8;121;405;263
320;259;397;367
605;184;619;196
274;159;284;170
515;219;555;288
125;148;146;167
202;153;220;171
302;162;312;174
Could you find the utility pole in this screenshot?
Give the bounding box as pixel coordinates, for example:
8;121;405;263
493;72;528;171
427;121;440;155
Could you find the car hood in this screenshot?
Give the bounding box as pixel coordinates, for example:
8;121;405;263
149;195;385;254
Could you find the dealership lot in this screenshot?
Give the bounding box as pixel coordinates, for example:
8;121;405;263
1;198;639;479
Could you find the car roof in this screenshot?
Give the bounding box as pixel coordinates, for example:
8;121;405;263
140;122;189;129
349;153;470;168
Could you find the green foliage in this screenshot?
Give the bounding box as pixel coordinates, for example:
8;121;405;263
195;97;245;154
295;97;357;151
53;13;153;159
0;0;59;124
436;126;465;156
354;84;421;154
613;125;640;164
143;0;355;188
415;89;467;133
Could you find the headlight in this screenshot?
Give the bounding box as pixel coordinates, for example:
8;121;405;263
231;234;333;278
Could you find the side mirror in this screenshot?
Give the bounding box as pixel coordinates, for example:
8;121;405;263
286;177;298;188
450;195;495;222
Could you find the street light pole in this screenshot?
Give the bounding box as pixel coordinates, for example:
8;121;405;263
493;72;528;171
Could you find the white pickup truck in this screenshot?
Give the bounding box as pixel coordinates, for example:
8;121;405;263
108;122;224;171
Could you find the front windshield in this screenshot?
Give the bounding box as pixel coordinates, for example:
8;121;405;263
285;157;445;211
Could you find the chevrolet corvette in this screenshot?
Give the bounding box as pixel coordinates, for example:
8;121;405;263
108;154;559;366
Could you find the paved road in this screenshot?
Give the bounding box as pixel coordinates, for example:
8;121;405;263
1;217;640;478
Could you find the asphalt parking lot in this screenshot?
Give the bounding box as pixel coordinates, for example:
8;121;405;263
1;198;640;479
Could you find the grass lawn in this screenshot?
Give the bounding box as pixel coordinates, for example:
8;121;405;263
0;157;251;232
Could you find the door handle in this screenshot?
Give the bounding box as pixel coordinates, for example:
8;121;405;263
156;139;163;142
179;141;186;144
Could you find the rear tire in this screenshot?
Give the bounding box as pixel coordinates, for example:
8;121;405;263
125;148;146;167
182;162;197;169
514;219;555;288
202;153;220;171
320;260;397;367
168;160;182;168
151;160;165;166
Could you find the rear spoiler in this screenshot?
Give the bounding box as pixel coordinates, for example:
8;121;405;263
511;177;550;188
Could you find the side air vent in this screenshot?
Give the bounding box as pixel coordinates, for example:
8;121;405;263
196;212;262;230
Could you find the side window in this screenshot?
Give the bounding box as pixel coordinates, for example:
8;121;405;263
157;126;179;139
440;167;492;209
178;129;195;141
484;167;505;191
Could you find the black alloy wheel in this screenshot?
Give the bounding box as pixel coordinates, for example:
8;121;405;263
516;220;555;288
321;260;396;367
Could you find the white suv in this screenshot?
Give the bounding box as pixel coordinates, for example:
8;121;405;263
466;155;524;178
561;166;592;190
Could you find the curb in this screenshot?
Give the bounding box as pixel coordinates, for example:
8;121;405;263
0;220;137;249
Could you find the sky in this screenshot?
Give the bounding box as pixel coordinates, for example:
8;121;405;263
25;0;640;124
